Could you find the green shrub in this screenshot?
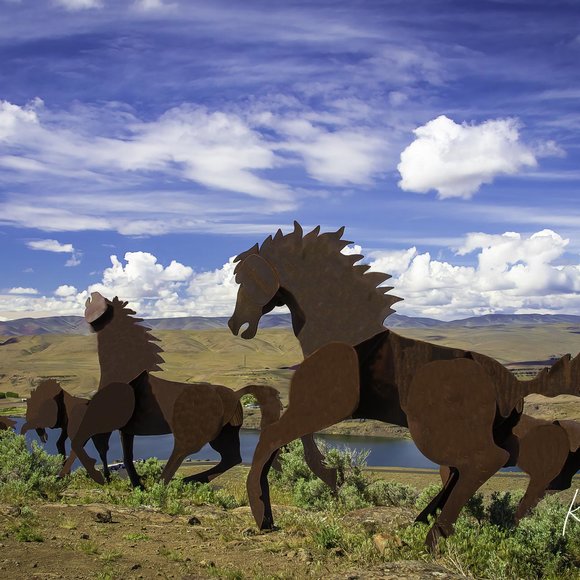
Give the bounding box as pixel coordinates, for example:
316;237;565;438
273;439;424;512
415;482;442;511
0;392;5;399
487;490;523;529
397;494;580;579
366;480;418;507
240;394;258;407
0;430;65;502
5;391;19;399
134;457;164;485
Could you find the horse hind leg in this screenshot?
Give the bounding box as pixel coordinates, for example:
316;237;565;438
415;466;459;524
404;359;510;550
427;450;508;551
516;424;569;522
183;423;242;485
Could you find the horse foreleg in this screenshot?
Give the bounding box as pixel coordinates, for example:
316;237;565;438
69;382;135;485
248;343;360;530
184;424;242;484
59;450;77;478
56;429;68;457
120;432;142;489
93;432;113;482
301;433;338;492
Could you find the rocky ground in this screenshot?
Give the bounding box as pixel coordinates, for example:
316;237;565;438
0;501;461;580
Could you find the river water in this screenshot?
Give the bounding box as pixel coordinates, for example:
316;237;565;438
11;417;519;471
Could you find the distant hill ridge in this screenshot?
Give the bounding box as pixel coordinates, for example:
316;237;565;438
1;312;580;336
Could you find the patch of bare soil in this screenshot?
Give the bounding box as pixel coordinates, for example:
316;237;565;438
0;502;460;580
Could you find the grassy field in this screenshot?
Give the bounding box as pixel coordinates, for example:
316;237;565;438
1;324;580;432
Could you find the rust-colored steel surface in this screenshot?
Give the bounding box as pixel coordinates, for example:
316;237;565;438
432;415;580;524
229;222;580;549
68;293;282;487
21;379;112;479
0;416;16;430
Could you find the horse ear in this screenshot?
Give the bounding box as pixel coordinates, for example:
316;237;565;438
238;254;279;304
85;292;109;324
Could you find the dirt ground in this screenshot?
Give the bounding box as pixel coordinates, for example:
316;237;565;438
0;501;461;580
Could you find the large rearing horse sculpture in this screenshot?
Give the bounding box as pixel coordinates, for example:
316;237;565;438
228;222;580;549
65;293;281;488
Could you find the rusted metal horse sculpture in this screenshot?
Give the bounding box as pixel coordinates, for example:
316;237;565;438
0;416;16;431
65;293;281;488
20;379;112;479
429;414;580;523
228;222;580;549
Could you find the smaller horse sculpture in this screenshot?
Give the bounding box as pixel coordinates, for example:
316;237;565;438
20;379;112;479
65;293;282;489
429;415;580;523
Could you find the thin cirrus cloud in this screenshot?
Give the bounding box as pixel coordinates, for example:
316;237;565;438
397;115;561;199
53;0;103;10
0;98;394;235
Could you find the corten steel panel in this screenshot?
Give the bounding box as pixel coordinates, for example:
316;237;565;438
64;292;283;489
21;379;113;479
229;222;580;549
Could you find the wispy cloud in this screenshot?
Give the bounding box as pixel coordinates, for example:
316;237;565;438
26;238;82;266
53;0;103;10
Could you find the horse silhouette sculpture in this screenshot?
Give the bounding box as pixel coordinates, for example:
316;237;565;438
20;379;112;479
0;416;16;430
65;292;281;488
228;222;580;549
430;414;580;523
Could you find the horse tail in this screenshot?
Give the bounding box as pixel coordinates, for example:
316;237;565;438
233;385;282;429
523;353;580;399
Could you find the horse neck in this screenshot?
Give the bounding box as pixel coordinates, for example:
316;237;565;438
96;320;155;388
282;284;387;356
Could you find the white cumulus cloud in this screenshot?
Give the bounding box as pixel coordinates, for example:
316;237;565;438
369;229;580;319
8;287;38;295
397;115;539;199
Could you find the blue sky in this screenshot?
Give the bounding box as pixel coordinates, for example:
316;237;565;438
1;0;579;320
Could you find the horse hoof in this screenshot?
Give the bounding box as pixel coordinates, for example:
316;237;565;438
260;513;275;530
91;471;106;485
425;523;447;553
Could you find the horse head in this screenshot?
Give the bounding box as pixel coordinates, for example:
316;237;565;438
85;291;112;329
21;379;63;440
228;253;281;340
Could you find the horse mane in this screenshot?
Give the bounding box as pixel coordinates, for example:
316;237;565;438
96;297;164;388
236;222;402;353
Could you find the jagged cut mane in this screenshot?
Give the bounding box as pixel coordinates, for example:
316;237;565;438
96;297;165;388
236;222;402;353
